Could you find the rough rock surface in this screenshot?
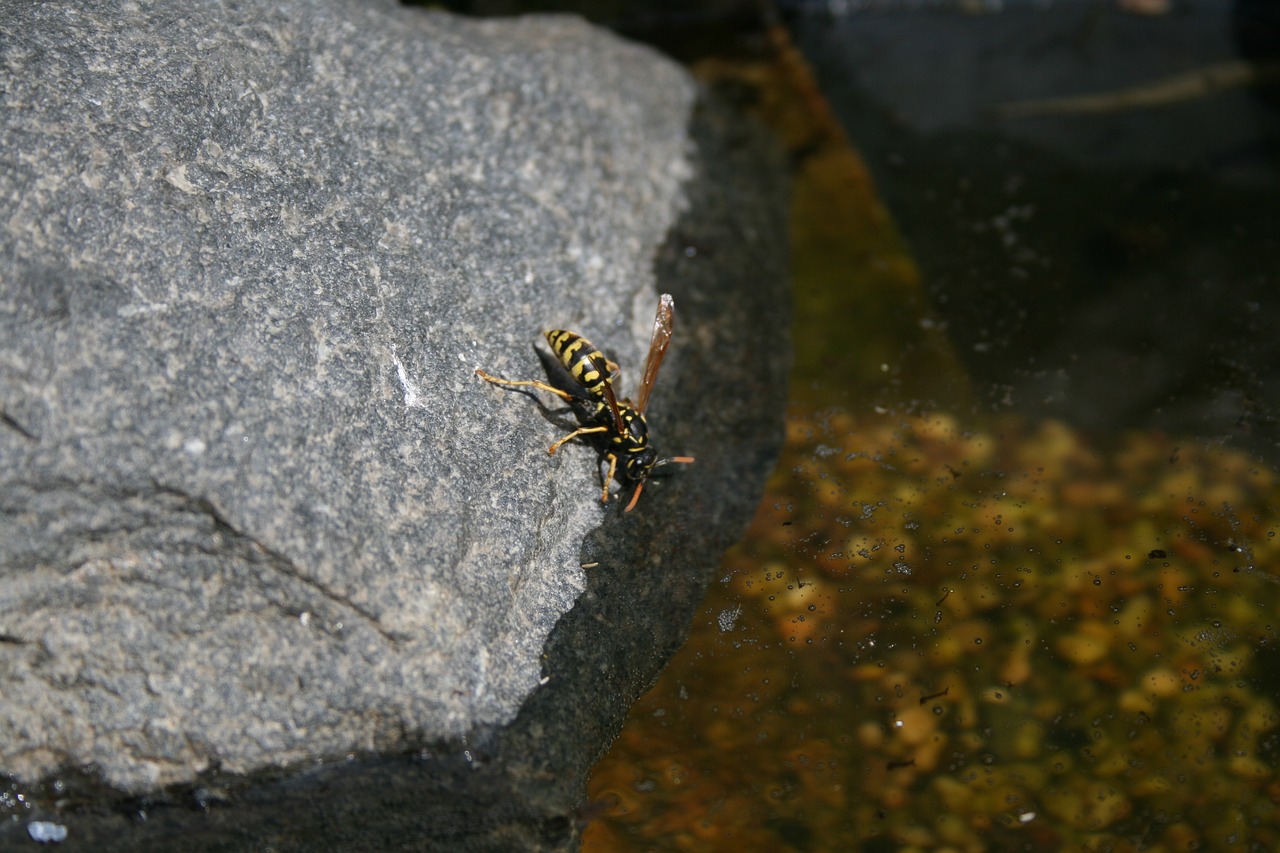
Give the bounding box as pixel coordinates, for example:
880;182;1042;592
0;1;788;849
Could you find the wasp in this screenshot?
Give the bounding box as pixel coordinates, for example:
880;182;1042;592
475;293;694;511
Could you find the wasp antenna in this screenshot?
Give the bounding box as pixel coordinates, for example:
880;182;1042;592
624;480;645;512
657;455;696;467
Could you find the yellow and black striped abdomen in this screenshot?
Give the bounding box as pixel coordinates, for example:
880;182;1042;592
544;329;616;398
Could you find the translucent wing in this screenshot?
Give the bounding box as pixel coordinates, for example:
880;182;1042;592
633;293;675;414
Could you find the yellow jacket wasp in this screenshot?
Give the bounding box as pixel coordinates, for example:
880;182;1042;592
476;293;694;512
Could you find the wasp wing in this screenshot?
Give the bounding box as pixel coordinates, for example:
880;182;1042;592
599;375;625;435
633;293;675;414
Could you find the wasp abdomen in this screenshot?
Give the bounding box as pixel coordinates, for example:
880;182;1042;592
545;329;615;397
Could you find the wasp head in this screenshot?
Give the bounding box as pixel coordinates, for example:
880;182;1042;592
623;446;658;481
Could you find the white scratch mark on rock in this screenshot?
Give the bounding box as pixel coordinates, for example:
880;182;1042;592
393;352;423;408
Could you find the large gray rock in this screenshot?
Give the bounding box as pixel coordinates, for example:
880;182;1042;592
0;0;788;849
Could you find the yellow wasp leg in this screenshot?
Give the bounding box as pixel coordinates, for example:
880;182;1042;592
601;454;619;503
548;425;608;455
475;368;577;404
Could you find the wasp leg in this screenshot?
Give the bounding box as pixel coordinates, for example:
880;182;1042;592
475;368;577;404
601;453;619;503
548;425;608;455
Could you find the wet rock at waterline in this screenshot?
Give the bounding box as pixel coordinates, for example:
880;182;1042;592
0;1;788;849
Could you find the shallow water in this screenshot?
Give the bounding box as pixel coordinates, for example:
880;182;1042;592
586;6;1280;849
